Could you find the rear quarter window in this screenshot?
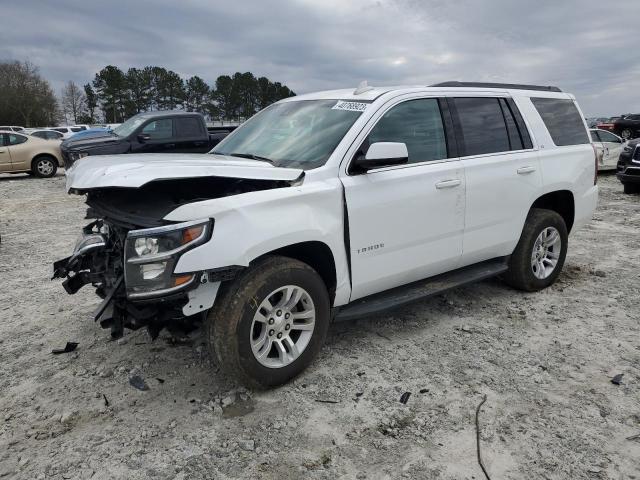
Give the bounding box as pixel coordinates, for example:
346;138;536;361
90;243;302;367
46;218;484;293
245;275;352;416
531;98;589;146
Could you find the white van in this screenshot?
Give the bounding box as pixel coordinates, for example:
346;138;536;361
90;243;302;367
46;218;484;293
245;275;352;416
54;81;598;387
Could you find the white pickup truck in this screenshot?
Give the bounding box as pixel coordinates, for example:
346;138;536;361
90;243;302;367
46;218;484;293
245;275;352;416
53;81;598;388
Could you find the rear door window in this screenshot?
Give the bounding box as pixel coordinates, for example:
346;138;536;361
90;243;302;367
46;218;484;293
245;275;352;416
451;97;510;156
531;98;590;146
597;130;622;143
8;134;28;145
175;117;204;138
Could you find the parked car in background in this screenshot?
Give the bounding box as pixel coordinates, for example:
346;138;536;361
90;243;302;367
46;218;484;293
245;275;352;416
596;114;640;139
207;125;237;144
586;117;608;128
590;128;625;170
50;126;87;139
67;126;111;141
61;111;232;168
29;129;65;140
53;82;598;387
596;117;620;132
0;126;26;132
0;130;63;177
616;138;640;193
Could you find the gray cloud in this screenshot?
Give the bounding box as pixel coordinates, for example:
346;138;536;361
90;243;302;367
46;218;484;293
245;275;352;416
1;0;639;115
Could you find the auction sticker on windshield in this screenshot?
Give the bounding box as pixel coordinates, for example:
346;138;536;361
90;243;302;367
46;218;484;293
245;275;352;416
332;100;368;112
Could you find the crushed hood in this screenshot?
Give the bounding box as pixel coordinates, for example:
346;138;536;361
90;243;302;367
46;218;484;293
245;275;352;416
65;153;305;191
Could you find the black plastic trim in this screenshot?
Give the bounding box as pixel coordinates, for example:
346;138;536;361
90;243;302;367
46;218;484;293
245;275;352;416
438;98;459;158
335;256;509;322
430;81;562;93
506;98;533;149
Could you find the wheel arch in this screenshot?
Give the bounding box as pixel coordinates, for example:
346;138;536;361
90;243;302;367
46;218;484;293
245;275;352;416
257;241;338;304
530;190;575;233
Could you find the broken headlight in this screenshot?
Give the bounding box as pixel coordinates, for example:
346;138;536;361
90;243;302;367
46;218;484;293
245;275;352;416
124;219;212;299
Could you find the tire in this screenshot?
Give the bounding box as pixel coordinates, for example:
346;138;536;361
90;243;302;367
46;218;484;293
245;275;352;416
503;208;568;292
620;128;633;140
31;155;58;178
206;256;330;389
623;183;640;194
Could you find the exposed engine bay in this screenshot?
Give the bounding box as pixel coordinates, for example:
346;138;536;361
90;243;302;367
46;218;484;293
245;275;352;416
53;175;293;338
83;176;294;228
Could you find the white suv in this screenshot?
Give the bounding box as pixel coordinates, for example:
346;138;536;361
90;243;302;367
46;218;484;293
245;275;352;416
54;81;598;388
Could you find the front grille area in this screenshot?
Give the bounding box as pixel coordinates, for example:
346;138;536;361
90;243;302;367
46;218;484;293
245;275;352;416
633;146;640;161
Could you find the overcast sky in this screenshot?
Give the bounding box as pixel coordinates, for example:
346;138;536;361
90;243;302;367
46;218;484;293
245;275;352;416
2;0;639;116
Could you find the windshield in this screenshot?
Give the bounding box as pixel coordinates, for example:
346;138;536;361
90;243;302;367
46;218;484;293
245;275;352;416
112;115;148;138
212;99;369;169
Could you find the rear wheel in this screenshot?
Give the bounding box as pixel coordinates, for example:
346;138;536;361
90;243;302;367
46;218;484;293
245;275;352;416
623;183;640;194
31;156;57;178
206;256;330;388
503;208;568;292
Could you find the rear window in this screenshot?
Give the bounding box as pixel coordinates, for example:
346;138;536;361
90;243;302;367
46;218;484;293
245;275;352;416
531;98;589;146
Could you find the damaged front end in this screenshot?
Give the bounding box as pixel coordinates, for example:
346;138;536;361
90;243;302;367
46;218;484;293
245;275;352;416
54;153;305;339
53;217;215;339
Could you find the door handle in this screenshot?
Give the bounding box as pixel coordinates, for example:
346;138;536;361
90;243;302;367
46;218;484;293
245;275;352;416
517;166;536;175
435;179;462;189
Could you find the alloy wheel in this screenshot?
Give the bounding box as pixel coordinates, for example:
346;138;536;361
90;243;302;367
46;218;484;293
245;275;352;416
531;227;561;279
37;159;55;176
250;285;316;368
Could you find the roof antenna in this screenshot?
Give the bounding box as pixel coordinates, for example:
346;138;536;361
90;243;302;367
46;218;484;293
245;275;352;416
354;80;374;95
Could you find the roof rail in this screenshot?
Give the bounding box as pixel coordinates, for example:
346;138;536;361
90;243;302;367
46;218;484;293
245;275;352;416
429;81;562;93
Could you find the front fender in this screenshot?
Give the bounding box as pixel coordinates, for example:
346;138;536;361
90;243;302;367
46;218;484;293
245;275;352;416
167;178;351;305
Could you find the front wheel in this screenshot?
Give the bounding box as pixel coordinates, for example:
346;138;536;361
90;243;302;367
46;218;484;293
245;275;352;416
623;183;640;194
620;129;633;140
206;256;330;388
32;156;58;178
503;208;568;292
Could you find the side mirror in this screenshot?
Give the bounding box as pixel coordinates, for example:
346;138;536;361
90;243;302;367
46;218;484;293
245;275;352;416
354;142;409;172
137;133;151;143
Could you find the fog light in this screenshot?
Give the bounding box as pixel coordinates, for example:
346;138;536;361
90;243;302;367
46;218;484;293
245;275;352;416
141;262;166;280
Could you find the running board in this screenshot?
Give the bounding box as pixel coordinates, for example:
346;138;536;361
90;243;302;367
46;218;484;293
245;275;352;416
334;257;509;322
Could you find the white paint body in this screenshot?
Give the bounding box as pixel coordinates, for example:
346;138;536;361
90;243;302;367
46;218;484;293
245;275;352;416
590;128;625;170
66;85;599;315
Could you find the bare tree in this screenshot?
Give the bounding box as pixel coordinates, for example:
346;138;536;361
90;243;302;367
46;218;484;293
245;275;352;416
0;60;59;127
61;80;86;124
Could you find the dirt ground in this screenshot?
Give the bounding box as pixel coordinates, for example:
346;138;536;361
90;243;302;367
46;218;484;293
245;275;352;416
0;171;638;480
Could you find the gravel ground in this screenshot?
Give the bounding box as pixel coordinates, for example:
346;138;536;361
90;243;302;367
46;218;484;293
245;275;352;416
0;171;639;480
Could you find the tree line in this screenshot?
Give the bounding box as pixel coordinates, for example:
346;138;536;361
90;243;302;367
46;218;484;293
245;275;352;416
0;61;58;127
86;66;295;123
0;60;296;127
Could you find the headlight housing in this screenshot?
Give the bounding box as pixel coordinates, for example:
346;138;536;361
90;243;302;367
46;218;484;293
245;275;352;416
124;219;212;299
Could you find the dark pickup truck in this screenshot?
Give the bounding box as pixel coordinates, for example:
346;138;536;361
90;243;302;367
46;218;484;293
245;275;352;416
61;111;235;168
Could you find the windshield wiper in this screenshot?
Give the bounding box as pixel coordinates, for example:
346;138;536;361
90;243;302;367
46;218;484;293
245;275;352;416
227;152;276;165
